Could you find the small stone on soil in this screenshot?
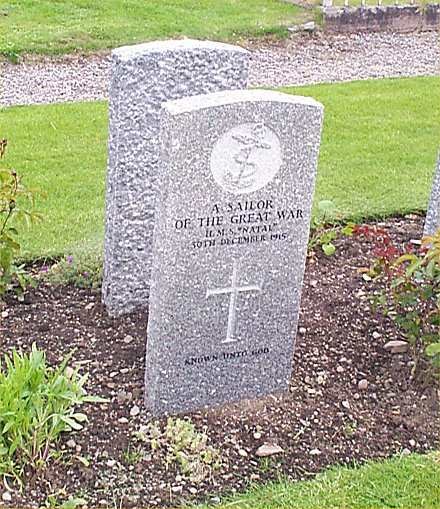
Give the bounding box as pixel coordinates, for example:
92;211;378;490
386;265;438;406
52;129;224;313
302;21;316;32
130;405;140;417
384;340;409;354
65;366;75;378
358;379;369;391
117;390;132;404
66;439;76;449
255;443;284;457
309;448;322;456
2;492;12;502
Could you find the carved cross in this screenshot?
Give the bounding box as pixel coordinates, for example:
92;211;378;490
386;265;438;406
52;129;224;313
206;259;262;343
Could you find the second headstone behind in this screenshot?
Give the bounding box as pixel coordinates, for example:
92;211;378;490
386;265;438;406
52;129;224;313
103;40;249;316
424;153;440;237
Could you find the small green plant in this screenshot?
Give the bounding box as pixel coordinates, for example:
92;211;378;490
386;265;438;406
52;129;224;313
355;224;440;375
309;200;354;257
44;490;87;509
0;344;107;484
122;445;143;465
60;495;87;509
343;421;358;438
0;139;42;298
258;456;275;473
47;251;102;289
135;418;222;483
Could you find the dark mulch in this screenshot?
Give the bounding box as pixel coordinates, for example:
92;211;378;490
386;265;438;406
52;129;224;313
0;215;439;508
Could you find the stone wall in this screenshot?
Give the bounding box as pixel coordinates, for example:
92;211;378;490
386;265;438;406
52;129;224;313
324;4;440;33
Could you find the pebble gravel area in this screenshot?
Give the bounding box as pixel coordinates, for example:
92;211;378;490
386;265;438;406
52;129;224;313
0;31;439;107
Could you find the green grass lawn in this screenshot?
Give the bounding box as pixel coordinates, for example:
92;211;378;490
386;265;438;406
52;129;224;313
286;77;440;221
199;452;440;509
1;101;108;260
0;0;308;60
1;76;439;259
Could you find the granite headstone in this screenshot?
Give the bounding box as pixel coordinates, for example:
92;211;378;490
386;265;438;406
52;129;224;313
103;40;249;316
424;153;440;237
145;89;324;415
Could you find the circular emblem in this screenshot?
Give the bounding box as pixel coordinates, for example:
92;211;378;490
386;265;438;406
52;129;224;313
210;123;282;195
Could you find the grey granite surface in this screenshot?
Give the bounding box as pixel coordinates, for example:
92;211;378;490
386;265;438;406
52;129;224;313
102;40;249;316
145;89;324;415
424;154;440;237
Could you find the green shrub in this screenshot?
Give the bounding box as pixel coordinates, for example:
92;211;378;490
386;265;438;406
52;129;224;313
0;344;105;484
356;225;440;376
0;139;42;298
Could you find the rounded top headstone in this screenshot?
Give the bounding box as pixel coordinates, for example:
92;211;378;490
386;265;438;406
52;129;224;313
163;89;324;115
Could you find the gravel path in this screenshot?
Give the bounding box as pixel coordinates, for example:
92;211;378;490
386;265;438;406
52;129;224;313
0;31;439;107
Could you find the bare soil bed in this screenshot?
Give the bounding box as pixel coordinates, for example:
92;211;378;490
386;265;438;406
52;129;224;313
0;215;439;508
